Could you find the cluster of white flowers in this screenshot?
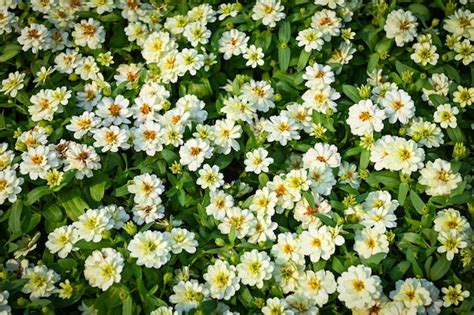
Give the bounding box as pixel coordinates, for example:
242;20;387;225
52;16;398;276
0;0;472;314
434;208;471;261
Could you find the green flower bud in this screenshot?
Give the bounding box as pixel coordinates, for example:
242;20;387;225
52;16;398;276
274;93;282;102
453;143;468;160
399;127;406;137
124;221;137;236
401;70;414;83
163;272;173;285
358;84;371;99
419;73;427;80
255;298;265;308
359;169;369;180
215;238;225;246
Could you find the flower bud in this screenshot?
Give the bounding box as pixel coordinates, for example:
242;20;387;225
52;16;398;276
453;143;468;160
124;221;137;236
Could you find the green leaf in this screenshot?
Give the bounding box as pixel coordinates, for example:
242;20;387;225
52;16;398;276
0;44;21;63
278;46;291;72
160;149;178;164
409;190;425;214
361;252;386;265
430;255;451;281
258;173;269;187
389;261;410;281
408;3;430;22
8;201;23;236
303;191;315;209
342;85;361;103
314;213;336;227
278;21;291;43
25;186;52;206
367;53;379;73
297;50;311;71
398;182;409;206
122;296;133;315
89;174;108;202
61;191;89;220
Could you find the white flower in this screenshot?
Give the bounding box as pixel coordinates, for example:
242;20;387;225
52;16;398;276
64;143;101;179
132;121;163;156
243;45;265;68
380;89;415;124
183;22;211;47
454;39;474;65
179;138;213;171
336;264;382;309
237;249;274;288
419;159;462;196
390;278;432;313
265;115;300;146
1;71;25;97
128;231;171;269
444;9;474;39
251;0;286;28
66;112;101;139
177;48;204;75
84;248;124;291
20;145;59;180
308;164;336;196
441;284;470;307
203;260;240;300
74;209;112;242
354;227;389;259
0;290;10;314
167;228;198;254
92;126;130;153
96;95;132;126
244;148;273;174
29;89;60;122
22;265;60;300
311;9;341;40
300;225;332;262
45;225;79;258
437;231;468;261
302;86;340;114
128;173;165;205
346;99;386;136
298;270;336;307
303;63;335;89
72;18;105;49
206;190;234;220
218;207;255;239
434;208;470;235
407;118;444;148
297;28;324;52
0;169;23;205
241;80;275;112
132;203;165;225
142;31;176;64
170;280;208;313
302;142;341;169
18;23;50;53
213;119;242;154
434;104;459;129
197;164;224;191
218;29;249;60
410;42;439;66
261;297;292;315
384;9;418;46
271;232;304;265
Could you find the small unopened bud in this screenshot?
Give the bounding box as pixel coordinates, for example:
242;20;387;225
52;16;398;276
453;143;468;160
274;93;282;102
123;221;137;236
401;70;414;83
358;84;371;99
399;127;406;137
